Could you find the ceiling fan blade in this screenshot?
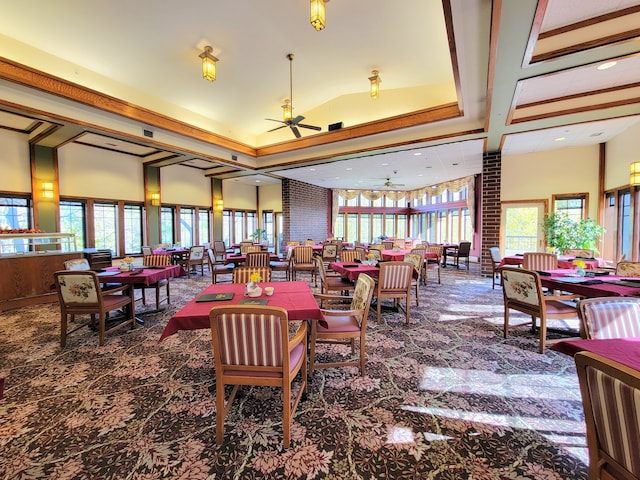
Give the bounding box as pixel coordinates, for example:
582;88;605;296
291;115;305;124
298;123;322;131
267;125;288;132
290;125;301;138
265;118;286;124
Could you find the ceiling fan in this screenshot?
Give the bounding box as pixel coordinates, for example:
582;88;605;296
265;53;321;139
374;173;406;189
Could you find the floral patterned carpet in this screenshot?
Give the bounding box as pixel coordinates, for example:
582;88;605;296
0;263;588;479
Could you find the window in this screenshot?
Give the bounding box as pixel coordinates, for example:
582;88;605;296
123;204;143;254
60;200;86;250
620;190;632;261
94;203;118;254
554;194;587;221
161;207;175;245
0;195;30;231
199;209;210;246
180;207;195;247
334;213;345;240
263;211;273;246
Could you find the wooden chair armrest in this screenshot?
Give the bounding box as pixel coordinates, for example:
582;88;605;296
319;308;363;317
288;320;307;351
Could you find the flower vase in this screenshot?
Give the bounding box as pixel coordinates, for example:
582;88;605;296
246;282;262;297
576;267;586;277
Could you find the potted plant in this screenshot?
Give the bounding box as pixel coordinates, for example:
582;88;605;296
542;212;604;253
250;228;267;244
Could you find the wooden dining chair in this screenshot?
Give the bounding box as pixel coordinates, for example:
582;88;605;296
448;241;471;269
490;246;502;289
500;267;579;353
382;241;394;250
64;258;91;271
576;297;640;339
136;254;171;310
310;273;375;377
315;257;354;296
340;249;359;263
239;241;254;253
321;243;338;267
141;245;153;256
209;245;235;284
403;253;423;306
354;246;367;260
245;251;271;267
563;248;595;258
373;261;413;324
425;245;443;284
574;351;640;480
232;266;272;284
615;261;640;277
54;270;135;347
290;245;316;284
208;305;307;448
522;252;558;271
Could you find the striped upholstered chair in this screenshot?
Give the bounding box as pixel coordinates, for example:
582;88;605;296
522;252;558;271
232;266;272;284
137;254;171;309
208;305;307;448
574;351;640;479
373;261;413;324
577;297;640;339
290;245;316;284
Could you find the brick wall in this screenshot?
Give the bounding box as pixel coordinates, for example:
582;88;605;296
481;152;501;276
282;179;329;243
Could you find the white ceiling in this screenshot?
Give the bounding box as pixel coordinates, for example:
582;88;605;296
0;0;639;191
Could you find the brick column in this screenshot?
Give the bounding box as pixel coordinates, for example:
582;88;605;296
281;179;329;243
481;152;501;277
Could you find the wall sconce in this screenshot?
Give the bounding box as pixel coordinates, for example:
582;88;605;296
630;162;640;186
150;193;160;206
42;182;54;199
199;46;218;82
215;199;224;212
310;0;326;31
369;70;381;99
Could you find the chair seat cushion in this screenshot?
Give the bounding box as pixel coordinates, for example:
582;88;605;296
223;342;305;377
325;277;354;288
103;294;132;309
545;300;577;315
319;314;361;333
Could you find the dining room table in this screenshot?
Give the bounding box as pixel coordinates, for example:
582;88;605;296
96;264;185;321
539;269;640;298
159;280;323;341
381;249;440;262
439;243;460;267
550;337;640;371
329;261;380;282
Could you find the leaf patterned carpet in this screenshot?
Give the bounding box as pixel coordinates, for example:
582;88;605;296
0;264;588;479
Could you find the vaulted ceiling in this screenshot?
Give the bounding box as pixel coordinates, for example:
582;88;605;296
0;0;639;191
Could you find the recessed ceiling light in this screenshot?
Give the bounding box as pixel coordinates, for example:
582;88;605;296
590;132;603;137
554;137;566;142
418;174;423;177
413;152;422;156
255;180;261;183
597;61;617;71
381;163;389;166
310;168;316;171
346;167;352;171
335;176;340;179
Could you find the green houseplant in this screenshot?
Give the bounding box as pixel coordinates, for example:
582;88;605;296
250;228;267;243
542;212;604;253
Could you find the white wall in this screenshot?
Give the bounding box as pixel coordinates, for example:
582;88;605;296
258;183;282;213
606;122;640;191
222;181;257;210
502;145;600;218
162;164;211;206
58;143;144;201
0;129;31;193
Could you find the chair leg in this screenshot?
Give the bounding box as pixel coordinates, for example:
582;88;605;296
539;317;547;354
60;313;68;348
283;381;292;448
98;312;106;346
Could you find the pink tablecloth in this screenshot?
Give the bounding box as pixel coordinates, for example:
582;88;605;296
550;338;640;371
159;281;322;340
540;273;640;298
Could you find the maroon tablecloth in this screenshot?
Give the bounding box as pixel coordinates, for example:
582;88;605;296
540;274;640;298
98;265;184;286
159;281;322;340
330;262;380;282
550;338;640;371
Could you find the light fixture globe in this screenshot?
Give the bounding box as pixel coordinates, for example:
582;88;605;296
310;0;326;31
630;162;640;186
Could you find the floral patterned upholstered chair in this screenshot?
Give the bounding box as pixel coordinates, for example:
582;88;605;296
208;305;307;448
311;273;375;377
615;261;640;277
500;267;579;353
54;270;135;347
564;248;595;259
